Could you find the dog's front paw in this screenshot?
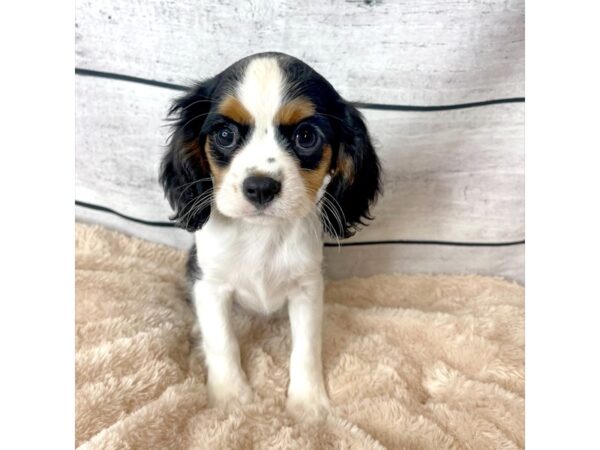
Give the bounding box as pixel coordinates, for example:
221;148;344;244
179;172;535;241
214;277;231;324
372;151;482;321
207;377;254;408
286;385;330;421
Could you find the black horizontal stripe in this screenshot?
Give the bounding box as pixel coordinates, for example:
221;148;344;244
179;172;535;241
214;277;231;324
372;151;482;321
76;68;188;91
324;239;524;248
75;200;175;227
352;98;525;111
75;200;524;248
75;67;525;112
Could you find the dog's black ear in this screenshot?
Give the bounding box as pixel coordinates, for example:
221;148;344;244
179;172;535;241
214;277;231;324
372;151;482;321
159;79;217;231
324;102;382;238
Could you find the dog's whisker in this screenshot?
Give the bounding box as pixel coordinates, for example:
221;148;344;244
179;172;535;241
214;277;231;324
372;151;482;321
185;197;214;228
174;178;213;206
305;209;323;244
178;187;214;213
175;177;213;191
176;98;219;113
318;198;342;248
182;196;213;228
179;111;213;132
322;191;347;228
300;185;342;247
320;196;344;242
324;199;344;235
177;188;215;224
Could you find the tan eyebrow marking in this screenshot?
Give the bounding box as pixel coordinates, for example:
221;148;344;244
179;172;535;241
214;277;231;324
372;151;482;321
275;97;315;125
217;95;253;125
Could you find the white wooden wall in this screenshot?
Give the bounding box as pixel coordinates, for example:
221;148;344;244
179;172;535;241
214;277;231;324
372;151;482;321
75;0;525;283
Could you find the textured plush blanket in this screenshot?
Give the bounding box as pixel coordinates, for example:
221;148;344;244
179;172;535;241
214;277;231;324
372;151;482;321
75;223;524;449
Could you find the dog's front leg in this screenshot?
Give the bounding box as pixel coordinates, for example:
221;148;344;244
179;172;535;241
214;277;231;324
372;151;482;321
286;277;330;419
193;280;253;406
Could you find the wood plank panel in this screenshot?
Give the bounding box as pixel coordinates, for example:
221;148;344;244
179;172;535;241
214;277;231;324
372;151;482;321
352;107;524;243
75;0;524;105
324;243;524;284
76;76;173;224
75;75;524;245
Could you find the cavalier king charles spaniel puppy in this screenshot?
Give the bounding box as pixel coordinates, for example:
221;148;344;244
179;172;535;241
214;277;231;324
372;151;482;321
160;52;381;418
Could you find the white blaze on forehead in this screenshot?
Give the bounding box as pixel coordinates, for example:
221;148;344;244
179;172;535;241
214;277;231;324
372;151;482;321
236;57;284;127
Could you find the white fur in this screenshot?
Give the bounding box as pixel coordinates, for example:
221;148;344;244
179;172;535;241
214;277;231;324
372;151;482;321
192;56;330;417
193;210;329;417
237;57;283;127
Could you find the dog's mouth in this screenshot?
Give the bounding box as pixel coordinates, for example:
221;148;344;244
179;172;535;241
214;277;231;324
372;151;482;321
215;202;281;222
241;213;283;225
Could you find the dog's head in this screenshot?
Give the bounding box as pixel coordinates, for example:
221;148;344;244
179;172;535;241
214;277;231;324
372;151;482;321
160;52;381;238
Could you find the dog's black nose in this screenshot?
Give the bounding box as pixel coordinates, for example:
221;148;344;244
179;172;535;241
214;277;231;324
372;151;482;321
242;176;281;207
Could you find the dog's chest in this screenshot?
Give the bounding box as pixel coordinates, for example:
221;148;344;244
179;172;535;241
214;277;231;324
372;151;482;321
196;216;322;315
231;237;301;314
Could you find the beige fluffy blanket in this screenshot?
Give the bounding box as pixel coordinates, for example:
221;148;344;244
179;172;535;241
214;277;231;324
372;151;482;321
76;223;524;449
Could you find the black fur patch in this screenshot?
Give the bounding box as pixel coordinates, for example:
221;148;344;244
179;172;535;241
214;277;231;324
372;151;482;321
186;243;202;283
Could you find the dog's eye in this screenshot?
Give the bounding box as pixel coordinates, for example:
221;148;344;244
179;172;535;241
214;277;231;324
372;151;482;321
213;125;238;149
294;124;320;152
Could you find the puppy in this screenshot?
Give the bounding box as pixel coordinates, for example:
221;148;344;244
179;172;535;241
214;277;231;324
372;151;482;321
160;52;381;418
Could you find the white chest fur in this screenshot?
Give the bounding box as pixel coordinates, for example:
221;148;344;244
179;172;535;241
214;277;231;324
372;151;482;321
194;211;324;315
